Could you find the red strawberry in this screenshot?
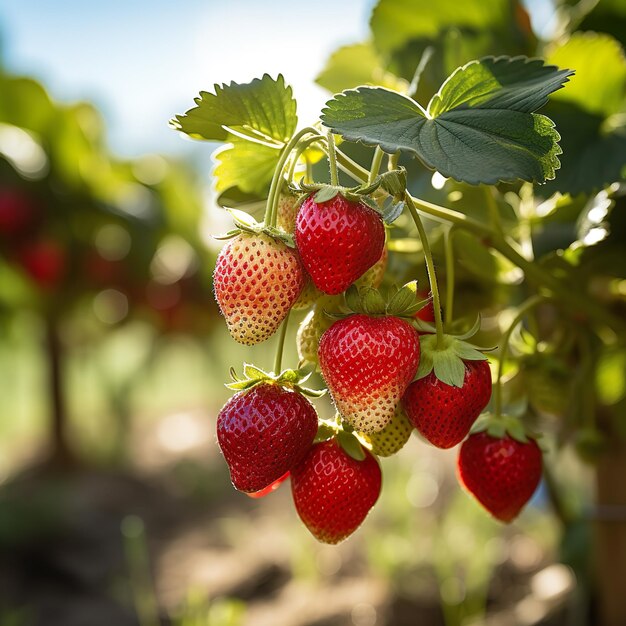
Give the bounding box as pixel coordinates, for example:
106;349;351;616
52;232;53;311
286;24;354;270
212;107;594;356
295;194;385;295
213;233;305;345
354;244;388;290
15;239;66;289
318;314;420;433
458;431;542;522
246;471;290;499
291;438;381;544
0;189;39;236
415;289;435;324
217;383;318;493
403;360;491;449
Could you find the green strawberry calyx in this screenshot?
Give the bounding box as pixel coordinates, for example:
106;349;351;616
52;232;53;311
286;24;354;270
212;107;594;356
314;415;368;461
297;167;406;225
326;282;429;320
226;362;326;397
213;207;296;247
471;413;547;451
415;315;492;388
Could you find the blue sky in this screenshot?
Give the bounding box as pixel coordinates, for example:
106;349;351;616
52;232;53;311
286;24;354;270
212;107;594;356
0;0;374;158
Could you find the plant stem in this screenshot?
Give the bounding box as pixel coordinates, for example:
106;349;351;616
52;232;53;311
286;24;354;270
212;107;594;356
368;146;385;185
405;193;445;349
273;311;290;374
493;295;545;418
326;131;339;186
444;226;455;329
264;127;320;227
287;135;325;183
45;312;73;466
122;516;160;626
542;461;574;528
483;185;504;237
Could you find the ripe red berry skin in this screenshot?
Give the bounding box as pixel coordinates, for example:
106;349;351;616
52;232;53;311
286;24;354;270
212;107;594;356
403;360;492;449
295;194;385;295
246;471;290;499
15;239;66;289
217;383;318;493
318;314;420;433
213;233;305;345
0;189;38;236
291;439;382;544
458;432;542;522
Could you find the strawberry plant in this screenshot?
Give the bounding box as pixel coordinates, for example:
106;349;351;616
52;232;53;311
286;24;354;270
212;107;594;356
172;0;626;623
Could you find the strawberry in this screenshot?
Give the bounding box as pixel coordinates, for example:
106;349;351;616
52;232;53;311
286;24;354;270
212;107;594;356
458;431;542;522
246;471;290;499
296;295;341;364
0;188;39;237
217;382;318;493
403;359;492;449
15;238;66;289
291;438;381;544
523;355;571;417
292;277;322;311
354;245;388;290
318;314;420;433
213;232;305;345
295;193;385;295
361;405;413;457
415;289;435;324
277;192;299;234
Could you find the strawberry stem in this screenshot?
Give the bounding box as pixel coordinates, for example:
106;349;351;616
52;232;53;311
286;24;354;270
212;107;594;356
443;226;455;330
483;185;505;237
494;294;545;418
273;310;291;374
404;193;445;349
326;131;339;187
368;146;384;185
287;135;324;184
265;127;320;228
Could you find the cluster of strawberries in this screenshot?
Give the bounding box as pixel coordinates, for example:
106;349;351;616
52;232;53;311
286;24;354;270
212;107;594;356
214;189;543;544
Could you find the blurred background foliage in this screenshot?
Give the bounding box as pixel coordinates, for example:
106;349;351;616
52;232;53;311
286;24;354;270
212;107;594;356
0;0;625;625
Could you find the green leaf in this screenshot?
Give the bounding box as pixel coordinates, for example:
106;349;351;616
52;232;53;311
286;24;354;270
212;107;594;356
432;351;466;387
382;199;405;224
316;42;408;93
314;187;340;203
547;34;625;118
362;288;387;315
315;422;338;443
171;74;297;144
428;57;573;117
540;33;626;195
359;195;382;213
321;57;571;185
344;285;361;312
370;0;526;56
225;207;258;228
387;285;415;314
453;342;488;361
378;168;407;197
299;386;327;398
337;431;367;461
213;139;280;196
243;363;268;379
415;348;434;380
